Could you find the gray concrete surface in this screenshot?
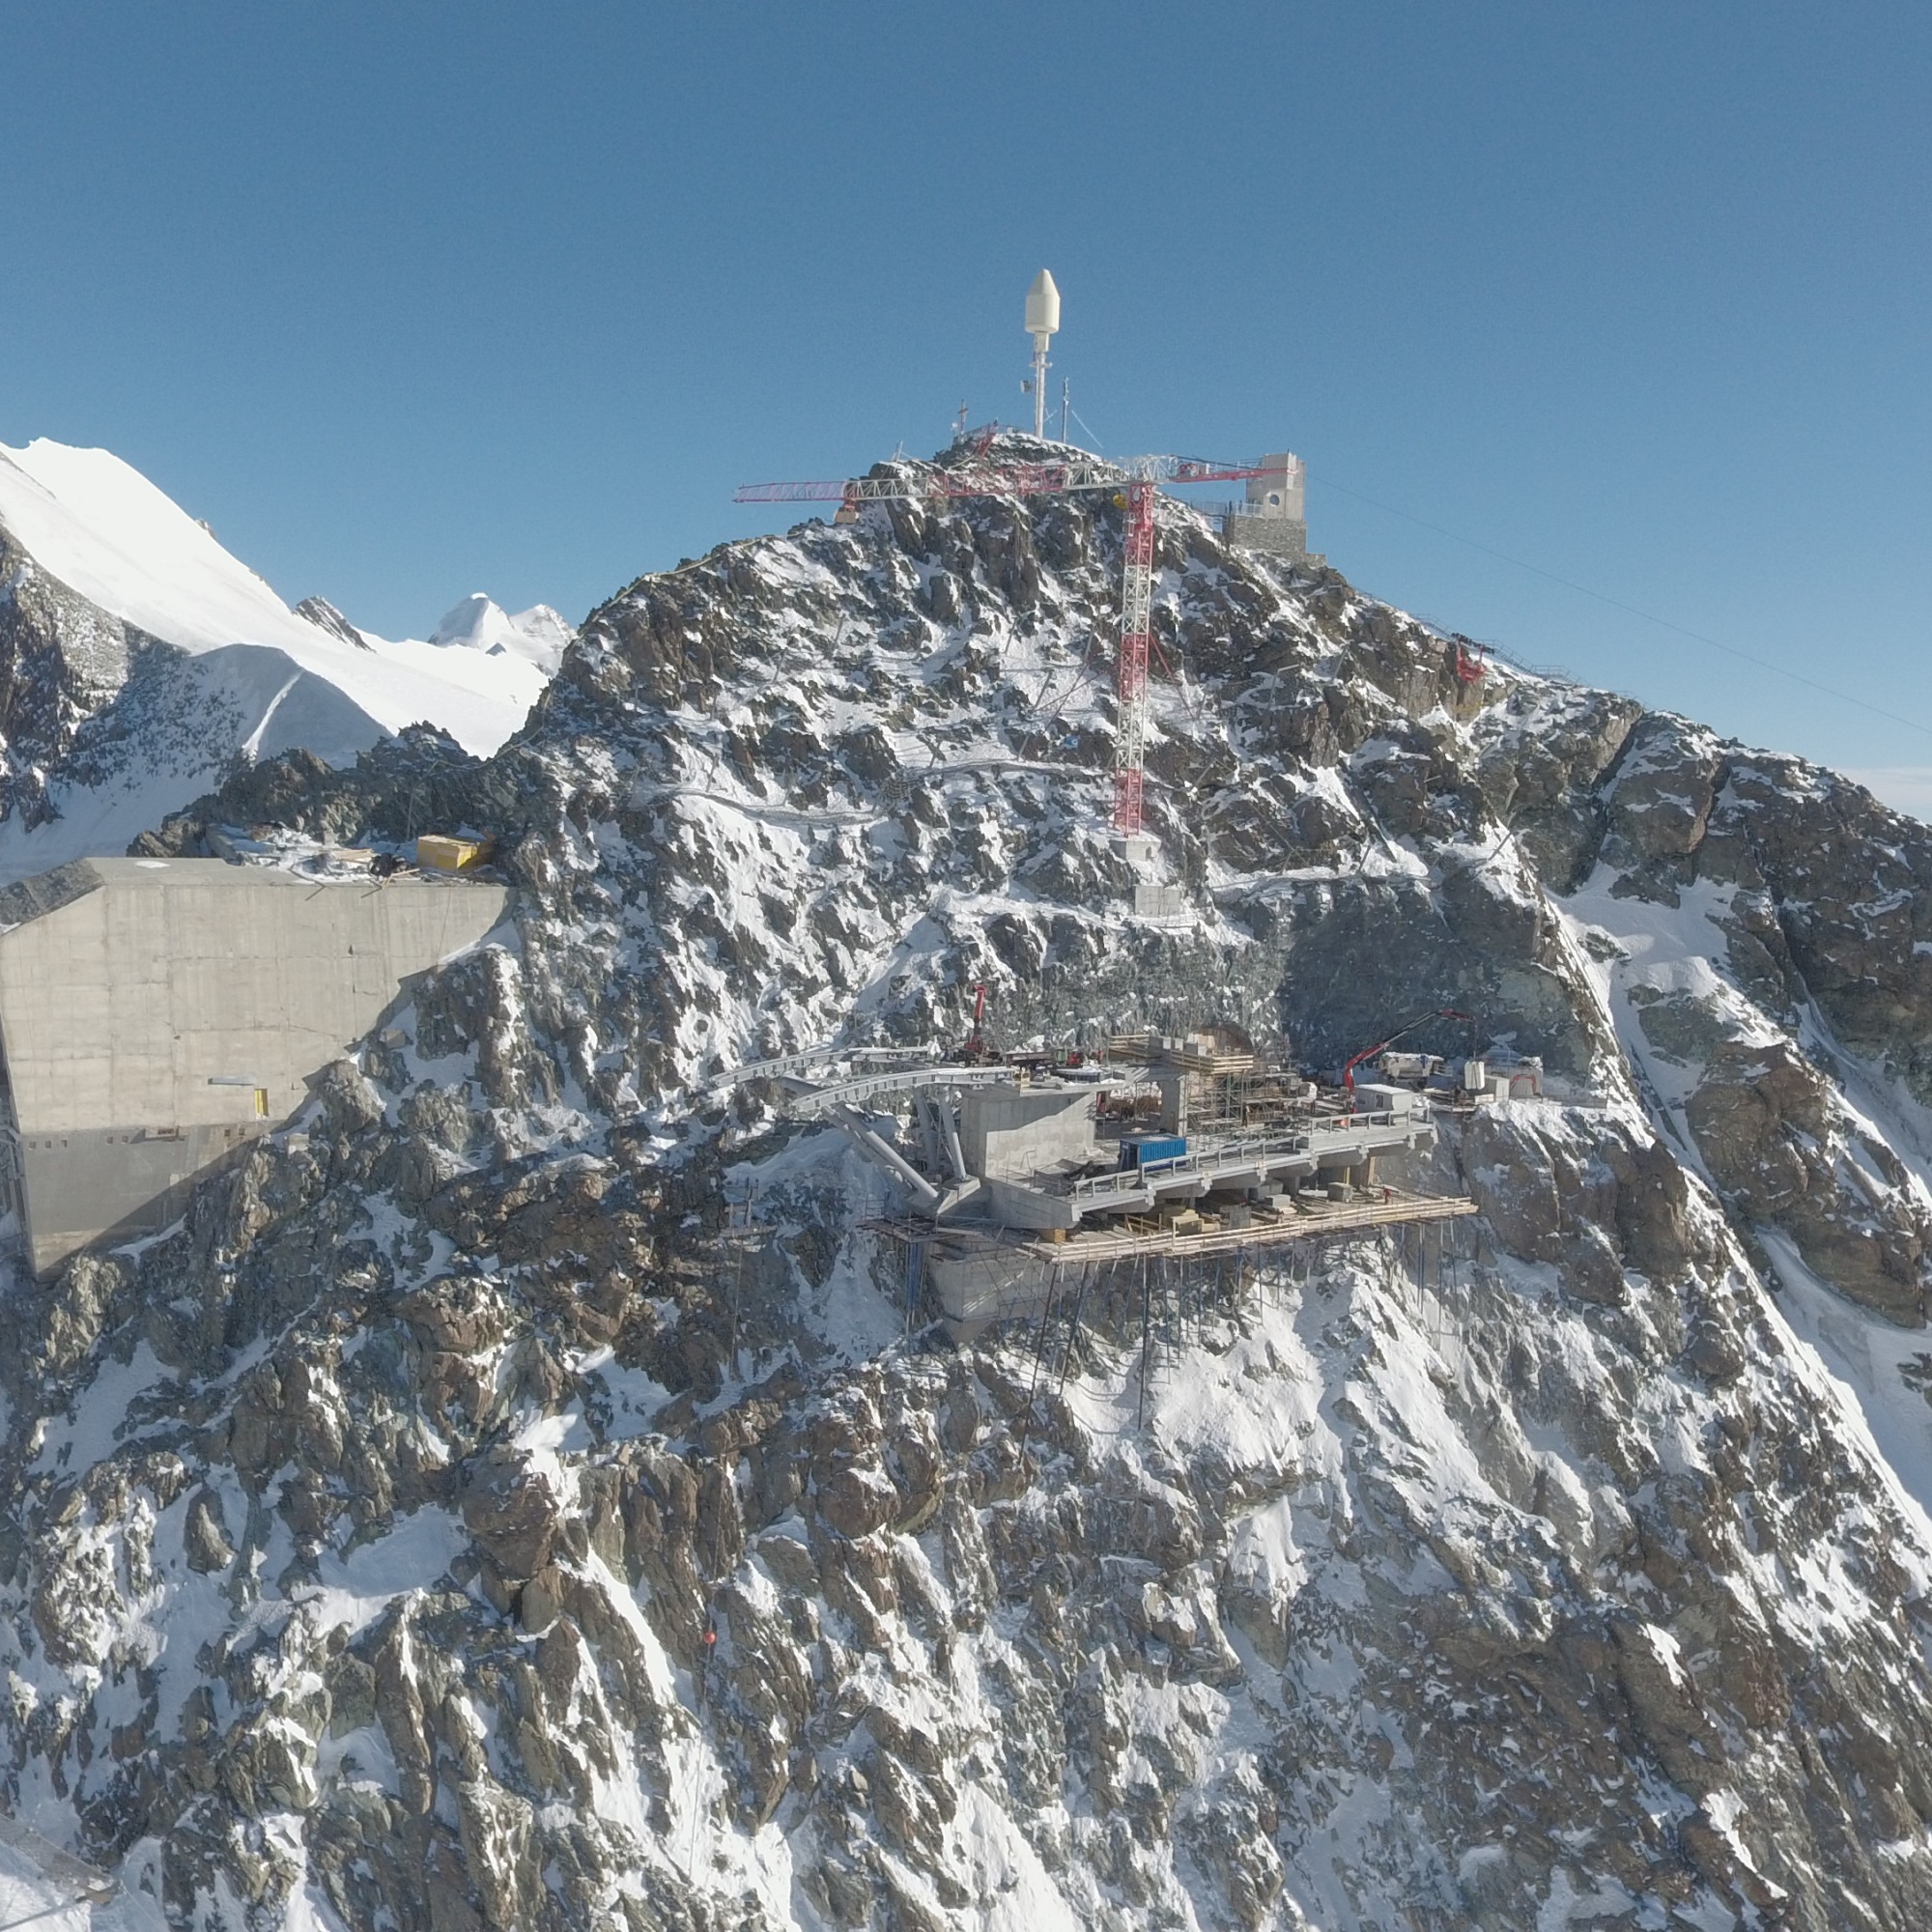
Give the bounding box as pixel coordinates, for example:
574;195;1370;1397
0;858;508;1275
959;1084;1096;1179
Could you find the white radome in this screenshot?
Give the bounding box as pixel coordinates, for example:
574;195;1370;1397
1025;268;1061;339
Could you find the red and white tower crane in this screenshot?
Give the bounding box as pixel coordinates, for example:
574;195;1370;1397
1112;474;1156;840
732;448;1282;842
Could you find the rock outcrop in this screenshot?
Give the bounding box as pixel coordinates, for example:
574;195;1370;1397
0;434;1928;1927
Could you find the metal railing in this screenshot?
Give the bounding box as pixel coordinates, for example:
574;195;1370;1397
1213;497;1305;522
1067;1105;1420;1202
789;1064;1016;1119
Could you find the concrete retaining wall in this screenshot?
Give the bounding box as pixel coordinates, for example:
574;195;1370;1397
960;1086;1095;1179
0;858;508;1275
1223;514;1309;561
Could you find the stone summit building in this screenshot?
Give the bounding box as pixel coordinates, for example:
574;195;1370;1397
0;857;507;1276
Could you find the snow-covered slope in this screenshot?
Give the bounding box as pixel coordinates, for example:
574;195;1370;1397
0;440;547;752
0;440;331;660
0;440;557;882
11;434;1932;1928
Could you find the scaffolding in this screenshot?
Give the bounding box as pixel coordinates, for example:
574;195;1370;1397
869;1184;1476;1331
893;1196;1482;1437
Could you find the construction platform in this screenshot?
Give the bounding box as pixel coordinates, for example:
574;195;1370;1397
872;1186;1478;1331
757;1039;1443;1229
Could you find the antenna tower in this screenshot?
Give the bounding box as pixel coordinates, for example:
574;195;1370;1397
1024;270;1061;440
734;267;1304;904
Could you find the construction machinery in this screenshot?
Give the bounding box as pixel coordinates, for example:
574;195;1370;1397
1448;634;1489;685
1337;1009;1479;1092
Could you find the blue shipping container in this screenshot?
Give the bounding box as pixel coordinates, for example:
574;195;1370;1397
1120;1134;1188;1171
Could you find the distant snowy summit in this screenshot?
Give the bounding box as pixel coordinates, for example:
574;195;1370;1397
429;592;574;673
0;438;569;880
289;588;577;677
0;439;554;754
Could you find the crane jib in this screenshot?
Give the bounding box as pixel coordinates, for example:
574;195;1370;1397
731;455;1278;505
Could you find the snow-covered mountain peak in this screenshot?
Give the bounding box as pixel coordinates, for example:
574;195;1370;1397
0;438;312;658
0;438;550;754
429;590;574;671
0;437;571;880
15;434;1932;1927
293;594;373;651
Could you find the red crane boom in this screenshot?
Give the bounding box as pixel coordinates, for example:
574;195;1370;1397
732;452;1271;508
1341;1009;1479;1091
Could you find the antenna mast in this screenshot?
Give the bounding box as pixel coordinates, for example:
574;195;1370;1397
1024;270;1060;440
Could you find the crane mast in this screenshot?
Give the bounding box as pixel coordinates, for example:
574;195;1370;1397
1113;478;1156;838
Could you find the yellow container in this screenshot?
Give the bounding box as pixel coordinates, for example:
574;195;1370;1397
415;835;495;873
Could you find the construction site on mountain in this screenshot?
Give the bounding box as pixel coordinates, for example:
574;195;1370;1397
710;270;1552;1332
0;267;1518;1342
718;1009;1552;1329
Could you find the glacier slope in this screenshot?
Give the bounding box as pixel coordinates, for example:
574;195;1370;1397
0;440;546;753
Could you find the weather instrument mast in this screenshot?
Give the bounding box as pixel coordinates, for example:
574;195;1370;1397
1023;270;1060;440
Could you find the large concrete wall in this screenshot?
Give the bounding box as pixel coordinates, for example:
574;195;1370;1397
960;1086;1094;1179
1223;513;1309;561
0;858;508;1276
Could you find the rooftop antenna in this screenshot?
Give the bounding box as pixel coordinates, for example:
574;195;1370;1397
954;400;970;439
1060;378;1070;442
1024;270;1060;440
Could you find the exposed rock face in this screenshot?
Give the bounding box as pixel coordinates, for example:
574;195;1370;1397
294;596;372;651
1;434;1932;1927
0;521;142;827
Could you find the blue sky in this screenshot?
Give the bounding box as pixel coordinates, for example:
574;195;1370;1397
4;3;1931;799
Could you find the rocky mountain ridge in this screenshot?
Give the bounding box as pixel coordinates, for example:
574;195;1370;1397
3;432;1932;1927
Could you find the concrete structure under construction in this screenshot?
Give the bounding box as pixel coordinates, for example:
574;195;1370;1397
913;1070;1463;1329
920;1188;1476;1332
944;1080;1440;1235
0;858;509;1276
757;1032;1469;1331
